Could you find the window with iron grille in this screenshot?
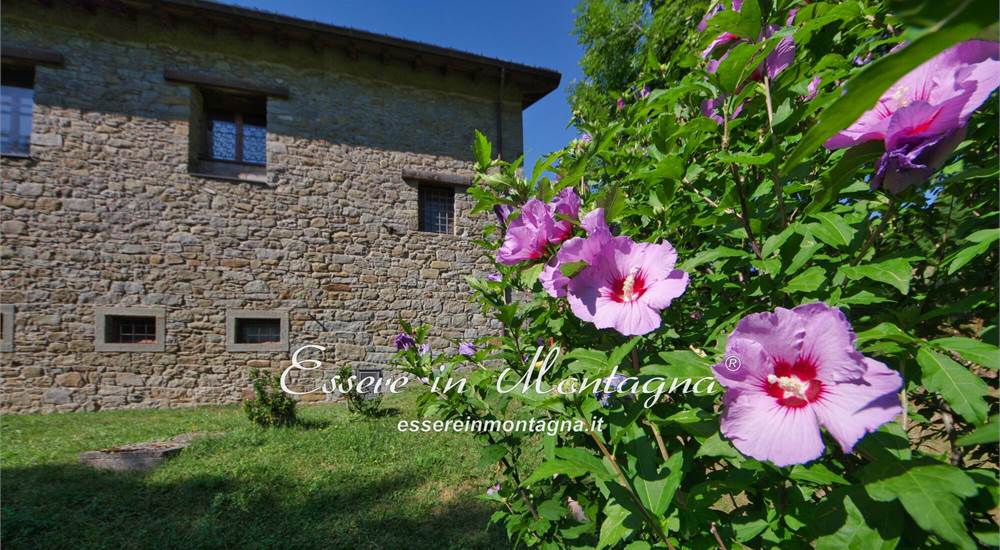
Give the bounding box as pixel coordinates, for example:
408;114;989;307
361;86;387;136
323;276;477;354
418;186;454;234
105;315;158;344
226;309;288;352
1;66;34;157
95;307;165;352
235;318;281;344
202;89;266;166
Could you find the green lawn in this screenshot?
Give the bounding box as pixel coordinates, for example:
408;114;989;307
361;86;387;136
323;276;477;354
1;391;507;549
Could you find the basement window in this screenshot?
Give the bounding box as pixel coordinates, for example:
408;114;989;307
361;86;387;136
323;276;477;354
95;307;166;352
0;304;13;352
226;309;288;352
355;368;384;398
418;185;455;234
1;66;34;157
236;318;281;344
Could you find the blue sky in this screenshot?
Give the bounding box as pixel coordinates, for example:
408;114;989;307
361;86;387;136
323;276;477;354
222;0;585;170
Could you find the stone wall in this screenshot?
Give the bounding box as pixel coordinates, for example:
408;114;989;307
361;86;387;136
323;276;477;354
0;3;527;413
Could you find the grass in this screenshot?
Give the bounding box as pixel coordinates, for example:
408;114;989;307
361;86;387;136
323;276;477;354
1;390;507;549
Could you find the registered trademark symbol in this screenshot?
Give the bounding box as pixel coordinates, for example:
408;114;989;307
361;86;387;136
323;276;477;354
724;356;742;371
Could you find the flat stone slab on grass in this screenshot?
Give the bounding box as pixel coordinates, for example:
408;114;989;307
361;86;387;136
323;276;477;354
78;432;203;472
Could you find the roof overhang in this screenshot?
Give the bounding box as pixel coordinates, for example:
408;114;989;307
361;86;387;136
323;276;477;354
96;0;561;108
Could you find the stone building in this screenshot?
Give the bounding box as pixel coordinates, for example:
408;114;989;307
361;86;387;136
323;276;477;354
0;0;560;413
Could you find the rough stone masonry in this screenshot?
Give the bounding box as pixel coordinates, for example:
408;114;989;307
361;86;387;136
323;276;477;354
0;0;560;413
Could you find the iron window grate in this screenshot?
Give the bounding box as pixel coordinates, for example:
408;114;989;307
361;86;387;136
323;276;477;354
418;186;454;234
235;318;281;344
105;315;157;344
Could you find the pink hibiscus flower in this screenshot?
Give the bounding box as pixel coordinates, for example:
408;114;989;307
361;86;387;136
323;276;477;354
712;303;903;467
825;40;1000;193
566;236;688;336
540;208;613;297
496;189;580;265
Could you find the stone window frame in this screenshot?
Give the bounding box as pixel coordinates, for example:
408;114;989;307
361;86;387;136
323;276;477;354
1;46;64;160
226;308;289;352
0;304;14;352
354;367;384;398
402;168;470;236
94;306;166;352
165;70;288;185
1;64;35;158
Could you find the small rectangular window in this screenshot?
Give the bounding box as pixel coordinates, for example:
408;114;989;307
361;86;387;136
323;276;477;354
355;368;384;398
235;318;281;344
202;90;266;166
226;309;288;352
106;315;157;344
418;186;455;234
0;305;14;352
95;307;166;352
1;66;34;157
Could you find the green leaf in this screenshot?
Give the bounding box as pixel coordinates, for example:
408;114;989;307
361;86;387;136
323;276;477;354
634;452;683;516
598;184;627;222
716;151;775;165
863;459;978;550
597;501;634;549
790;463;849;485
694;432;741;460
555;447;614;482
805;141;885;215
783;266;826;294
787;231;822;274
931;337;999;370
520;263;544;288
530;151;563;187
809;213;857;248
472;129;491;170
522;459;588;486
651;350;714;379
814;490;901;550
948;240;994;275
965;228;1000;243
781;0;997;174
814;490;903;550
703;0;760;39
635;155;684;181
916;347;989;425
761;225;795;258
608;338;640;371
955;416;999;446
856;422;911;461
715;42;759;93
855;322;916;345
538;498;565;521
833;290;892;306
678;246;748;271
478;444;508;468
839;259;913;294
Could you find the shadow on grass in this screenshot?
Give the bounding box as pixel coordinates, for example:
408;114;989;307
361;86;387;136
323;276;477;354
357;406;401;418
291;417;332;430
1;462;507;549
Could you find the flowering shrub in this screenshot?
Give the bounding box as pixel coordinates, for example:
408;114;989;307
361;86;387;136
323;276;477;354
395;1;998;547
